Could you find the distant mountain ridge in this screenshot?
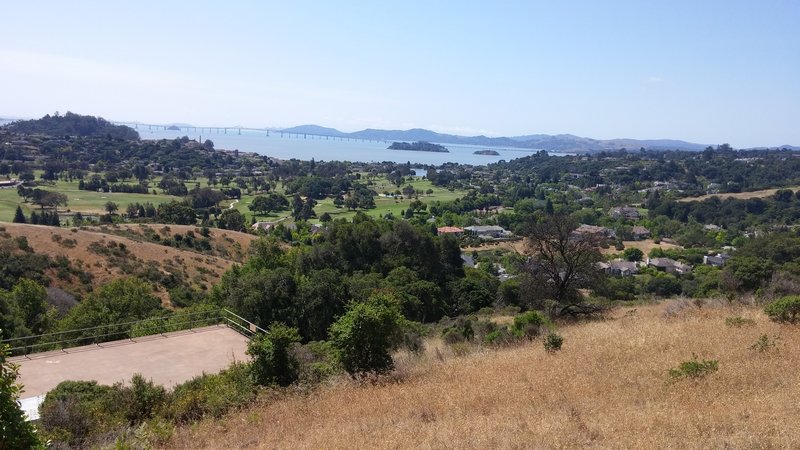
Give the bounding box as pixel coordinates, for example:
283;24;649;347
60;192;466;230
280;125;709;152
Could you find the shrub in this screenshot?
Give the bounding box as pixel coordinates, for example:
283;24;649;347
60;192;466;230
247;322;301;386
293;340;342;384
668;354;719;380
511;311;548;339
38;380;123;447
543;332;564;353
764;295;800;323
0;341;43;449
725;316;756;327
483;327;518;346
329;293;406;375
750;334;779;352
164;362;254;424
116;374;167;423
441;318;474;344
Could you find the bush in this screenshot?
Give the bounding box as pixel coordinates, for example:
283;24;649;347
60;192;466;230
0;342;43;449
668;354;718;380
750;334;779;352
247;322;301;386
510;311;548;339
293;340;342;384
483;327;518;346
764;295;800;323
329;293;406;375
441;317;474;344
38;380;123;447
116;374;167;423
543;332;564;353
164;362;255;424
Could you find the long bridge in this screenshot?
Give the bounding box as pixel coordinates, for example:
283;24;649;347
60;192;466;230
5;309;262;421
112;121;391;144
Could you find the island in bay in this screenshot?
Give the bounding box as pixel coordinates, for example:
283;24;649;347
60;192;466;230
388;141;449;152
473;149;500;156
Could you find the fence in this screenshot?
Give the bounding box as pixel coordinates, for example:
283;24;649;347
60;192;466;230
1;308;265;358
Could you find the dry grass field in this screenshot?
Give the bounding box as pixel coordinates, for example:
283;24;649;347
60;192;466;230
601;239;683;255
0;223;256;302
678;186;800;203
164;301;800;449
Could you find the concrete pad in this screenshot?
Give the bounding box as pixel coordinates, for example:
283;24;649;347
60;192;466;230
15;325;251;399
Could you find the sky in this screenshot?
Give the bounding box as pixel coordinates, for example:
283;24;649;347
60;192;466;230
1;1;798;147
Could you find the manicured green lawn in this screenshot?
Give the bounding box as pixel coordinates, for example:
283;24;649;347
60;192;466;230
0;174;468;225
0;176;180;223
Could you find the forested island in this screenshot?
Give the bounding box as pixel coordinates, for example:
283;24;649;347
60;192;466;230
388;141;449;152
473;149;500;155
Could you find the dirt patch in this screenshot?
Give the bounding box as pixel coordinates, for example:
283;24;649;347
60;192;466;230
601;239;682;255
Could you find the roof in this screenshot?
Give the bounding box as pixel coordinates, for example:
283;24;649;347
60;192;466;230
437;226;464;233
464;225;506;232
632;226;650;234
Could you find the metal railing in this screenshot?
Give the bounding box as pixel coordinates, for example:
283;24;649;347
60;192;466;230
1;308;265;358
221;308;267;338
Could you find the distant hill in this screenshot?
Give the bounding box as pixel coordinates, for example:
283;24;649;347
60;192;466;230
2;112;139;141
281;124;348;137
279;125;708;152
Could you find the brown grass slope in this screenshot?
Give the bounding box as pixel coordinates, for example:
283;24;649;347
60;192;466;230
165;303;800;449
678;185;800;203
0;223;256;303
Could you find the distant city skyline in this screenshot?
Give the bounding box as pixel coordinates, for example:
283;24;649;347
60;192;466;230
1;1;798;147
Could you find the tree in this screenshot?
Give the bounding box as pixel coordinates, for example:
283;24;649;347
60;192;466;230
623;247;644;262
246;323;301;386
55;278;162;343
156;201;196;225
104;201;118;215
524;214;604;316
12;206;26;224
32;190;67;211
329;293;406;375
0;340;43;449
218;209;245;232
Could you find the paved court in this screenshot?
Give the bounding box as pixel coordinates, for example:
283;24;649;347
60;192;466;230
14;325;251;419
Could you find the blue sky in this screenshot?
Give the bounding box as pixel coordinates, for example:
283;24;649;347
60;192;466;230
1;1;798;147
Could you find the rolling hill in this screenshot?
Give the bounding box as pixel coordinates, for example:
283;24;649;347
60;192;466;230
0;223;257;305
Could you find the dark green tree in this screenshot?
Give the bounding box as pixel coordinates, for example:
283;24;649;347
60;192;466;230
329;293;406;375
246;323;301;386
12;206;26;224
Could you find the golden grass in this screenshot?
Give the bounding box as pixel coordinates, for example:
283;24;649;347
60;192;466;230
601;239;682;255
163;302;800;449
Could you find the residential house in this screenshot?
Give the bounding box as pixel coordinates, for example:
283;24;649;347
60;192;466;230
252;221;278;231
464;225;510;239
574;224;617;240
0;179;20;189
647;257;692;275
632;226;651;240
437;226;464;236
703;253;731;267
610;206;640;221
599;260;639;277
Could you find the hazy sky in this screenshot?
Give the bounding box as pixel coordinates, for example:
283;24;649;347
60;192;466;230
1;1;798;147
